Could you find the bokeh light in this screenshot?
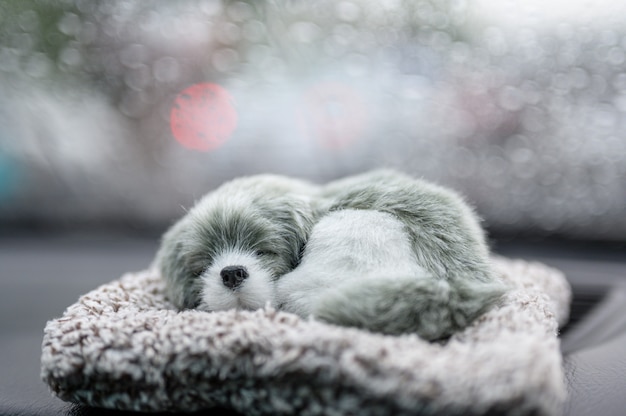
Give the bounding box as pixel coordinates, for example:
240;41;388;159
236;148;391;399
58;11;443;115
1;0;626;239
298;82;368;150
169;83;237;152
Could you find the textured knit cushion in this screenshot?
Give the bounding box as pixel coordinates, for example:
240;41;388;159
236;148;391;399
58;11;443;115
41;257;570;415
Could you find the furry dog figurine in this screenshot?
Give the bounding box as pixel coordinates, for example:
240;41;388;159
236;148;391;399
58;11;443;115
156;170;505;340
276;209;434;326
154;174;320;311
277;170;506;339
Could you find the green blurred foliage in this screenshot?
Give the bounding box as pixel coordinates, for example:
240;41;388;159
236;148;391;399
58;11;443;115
0;0;80;75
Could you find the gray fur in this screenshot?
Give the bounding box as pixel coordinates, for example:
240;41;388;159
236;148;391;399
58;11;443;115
306;170;507;339
156;169;506;340
315;273;506;339
154;174;320;310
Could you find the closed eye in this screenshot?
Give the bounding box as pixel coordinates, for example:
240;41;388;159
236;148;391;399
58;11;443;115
191;267;205;277
298;242;307;261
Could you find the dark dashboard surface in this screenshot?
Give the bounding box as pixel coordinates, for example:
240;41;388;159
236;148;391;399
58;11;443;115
1;233;625;416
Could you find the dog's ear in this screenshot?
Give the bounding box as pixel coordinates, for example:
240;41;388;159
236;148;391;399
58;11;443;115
259;194;316;267
154;218;202;309
286;196;318;266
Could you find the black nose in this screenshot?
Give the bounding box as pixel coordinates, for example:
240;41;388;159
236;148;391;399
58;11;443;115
220;266;249;289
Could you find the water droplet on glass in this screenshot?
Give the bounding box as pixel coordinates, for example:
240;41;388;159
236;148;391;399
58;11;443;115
24;52;52;78
607;47;625;66
246;44;270;65
333;23;357;46
119;91;149;118
227;1;253;22
520;106;546;132
612;94;626;112
216;22;241;45
612;72;626;90
77;21;98;44
600;29;619;47
0;48;20;73
139;10;160;33
124;64;152;91
290;21;321;44
153;56;181;83
18;10;39;32
484;26;508;57
498;86;524;111
200;0;223;16
12;33;34;53
119;43;149;69
590;74;608;96
242;20;266;43
57;12;82;36
590;106;616;130
212;48;239;72
59;47;83;69
570;67;589;89
335;1;361;22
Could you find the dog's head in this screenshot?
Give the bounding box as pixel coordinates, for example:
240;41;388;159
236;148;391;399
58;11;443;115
155;175;318;311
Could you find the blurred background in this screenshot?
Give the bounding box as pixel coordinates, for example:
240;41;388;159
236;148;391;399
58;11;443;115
1;3;626;414
1;0;626;241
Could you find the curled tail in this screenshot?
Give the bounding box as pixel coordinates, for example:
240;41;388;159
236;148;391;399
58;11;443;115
313;274;507;340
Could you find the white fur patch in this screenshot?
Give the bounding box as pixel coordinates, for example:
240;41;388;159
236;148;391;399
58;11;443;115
198;249;275;311
276;209;430;318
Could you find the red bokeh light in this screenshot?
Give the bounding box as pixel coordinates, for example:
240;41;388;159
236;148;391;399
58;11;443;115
298;82;368;150
170;83;237;151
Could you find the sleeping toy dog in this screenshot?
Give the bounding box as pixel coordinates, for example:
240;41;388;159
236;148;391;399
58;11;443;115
156;170;506;339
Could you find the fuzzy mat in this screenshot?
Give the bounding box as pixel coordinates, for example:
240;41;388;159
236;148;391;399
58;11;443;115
41;257;571;416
